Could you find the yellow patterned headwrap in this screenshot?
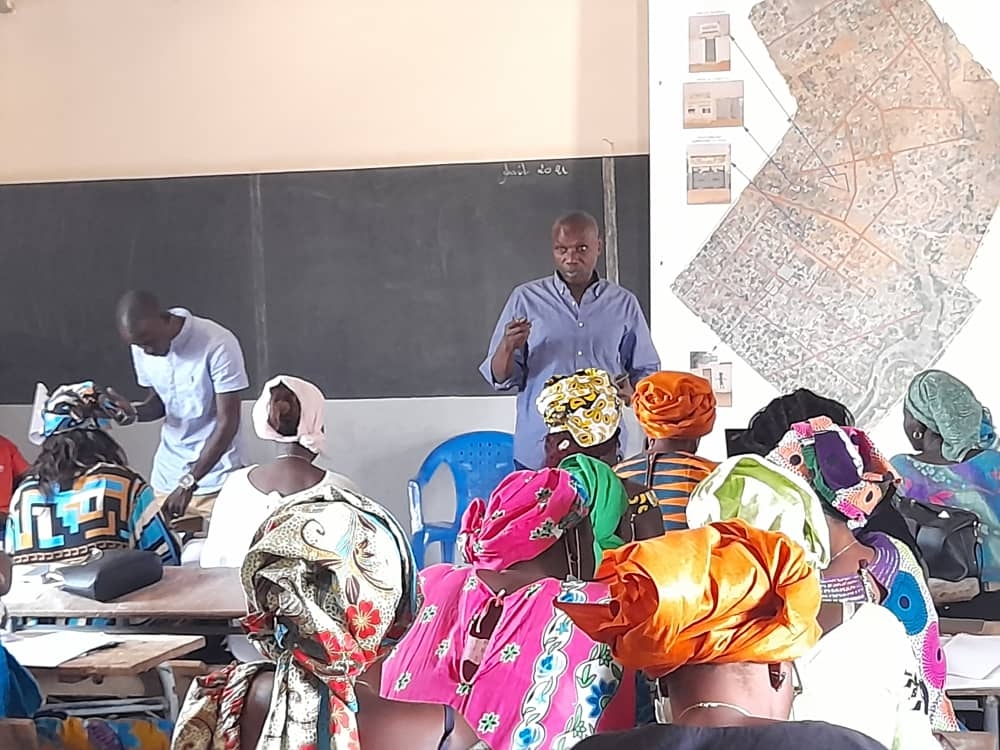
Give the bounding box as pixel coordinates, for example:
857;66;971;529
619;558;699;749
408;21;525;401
535;368;622;448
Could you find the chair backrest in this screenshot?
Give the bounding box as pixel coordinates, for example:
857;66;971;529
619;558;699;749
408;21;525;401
412;431;515;523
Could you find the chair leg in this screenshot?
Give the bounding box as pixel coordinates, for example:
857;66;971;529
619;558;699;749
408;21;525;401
410;532;427;569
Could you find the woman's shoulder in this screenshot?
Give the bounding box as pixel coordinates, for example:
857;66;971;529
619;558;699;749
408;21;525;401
575;721;889;749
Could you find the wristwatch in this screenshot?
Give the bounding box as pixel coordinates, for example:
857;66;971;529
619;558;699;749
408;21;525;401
178;472;198;491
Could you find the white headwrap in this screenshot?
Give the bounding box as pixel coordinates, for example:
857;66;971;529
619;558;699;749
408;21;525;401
251;375;327;455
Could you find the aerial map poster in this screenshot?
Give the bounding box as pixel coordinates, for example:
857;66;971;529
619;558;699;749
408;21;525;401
670;0;1000;425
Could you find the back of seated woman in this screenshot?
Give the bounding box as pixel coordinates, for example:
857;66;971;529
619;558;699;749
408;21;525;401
199;375;359;569
562;522;886;750
6;382;180;567
174;484;483;750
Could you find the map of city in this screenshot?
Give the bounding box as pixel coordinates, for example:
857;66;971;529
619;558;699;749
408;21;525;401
673;0;1000;422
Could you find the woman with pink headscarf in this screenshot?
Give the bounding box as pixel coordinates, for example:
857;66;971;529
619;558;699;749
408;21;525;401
381;468;636;749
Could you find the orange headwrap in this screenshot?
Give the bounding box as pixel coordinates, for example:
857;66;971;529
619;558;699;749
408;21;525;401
632;371;716;440
556;520;821;677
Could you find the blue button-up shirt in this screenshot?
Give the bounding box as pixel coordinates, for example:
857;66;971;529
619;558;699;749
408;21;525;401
480;274;660;469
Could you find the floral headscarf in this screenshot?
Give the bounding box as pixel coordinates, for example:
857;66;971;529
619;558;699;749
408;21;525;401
173;485;419;750
632;371;716;440
459;468;588;570
536;368;622;448
767;417;896;529
556;520;821;677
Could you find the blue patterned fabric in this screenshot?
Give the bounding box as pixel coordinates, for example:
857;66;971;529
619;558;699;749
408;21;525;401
6;465;180;566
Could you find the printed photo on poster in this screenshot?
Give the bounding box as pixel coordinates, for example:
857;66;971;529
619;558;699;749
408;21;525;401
689;13;731;73
683;80;744;129
689;351;733;407
687;142;732;204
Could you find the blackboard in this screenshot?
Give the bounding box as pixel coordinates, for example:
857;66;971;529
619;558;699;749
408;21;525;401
0;156;649;401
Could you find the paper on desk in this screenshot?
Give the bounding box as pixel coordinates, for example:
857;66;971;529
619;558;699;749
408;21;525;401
945;633;1000;680
1;631;118;668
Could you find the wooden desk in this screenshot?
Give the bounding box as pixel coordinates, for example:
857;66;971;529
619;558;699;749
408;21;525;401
38;634;206;679
26;634;207;721
5;565;245;621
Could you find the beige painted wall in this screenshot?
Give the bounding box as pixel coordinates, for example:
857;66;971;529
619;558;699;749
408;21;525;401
0;0;648;183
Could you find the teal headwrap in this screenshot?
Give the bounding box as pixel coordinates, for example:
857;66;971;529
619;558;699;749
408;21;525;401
558;454;627;558
906;370;990;462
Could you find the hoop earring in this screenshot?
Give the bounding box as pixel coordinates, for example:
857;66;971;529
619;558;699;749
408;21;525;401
912;430;924;440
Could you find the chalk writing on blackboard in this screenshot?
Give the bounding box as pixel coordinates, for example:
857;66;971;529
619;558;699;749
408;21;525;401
498;161;570;184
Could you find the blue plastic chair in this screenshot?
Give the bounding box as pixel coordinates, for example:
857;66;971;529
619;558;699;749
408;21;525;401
407;431;515;568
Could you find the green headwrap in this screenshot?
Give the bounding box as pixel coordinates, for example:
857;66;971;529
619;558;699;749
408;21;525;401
558;454;627;558
906;370;986;462
687;455;831;569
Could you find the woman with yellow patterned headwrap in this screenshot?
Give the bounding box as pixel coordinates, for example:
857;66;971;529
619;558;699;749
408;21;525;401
560;521;885;750
536;368;623;467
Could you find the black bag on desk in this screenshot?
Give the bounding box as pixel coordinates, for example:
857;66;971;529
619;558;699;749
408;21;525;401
59;549;163;602
895;495;982;603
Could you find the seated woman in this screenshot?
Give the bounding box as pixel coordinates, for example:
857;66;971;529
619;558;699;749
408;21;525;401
6;382;180;567
767;418;957;732
615;371;718;531
174;484;483;750
687;455;939;749
199;375;359;569
559;521;885;749
381;468;636;748
536;368;625;467
538;368;662;539
892;369;1000;585
734;388;922;563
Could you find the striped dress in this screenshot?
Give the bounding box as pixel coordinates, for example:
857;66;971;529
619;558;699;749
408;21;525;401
615;452;718;531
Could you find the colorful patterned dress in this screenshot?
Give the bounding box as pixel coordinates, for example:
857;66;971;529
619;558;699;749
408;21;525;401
615;452;717;531
381;564;636;749
820;531;957;732
891;450;1000;584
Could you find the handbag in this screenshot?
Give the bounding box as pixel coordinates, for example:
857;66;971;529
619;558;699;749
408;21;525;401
59;548;163;602
895;495;982;603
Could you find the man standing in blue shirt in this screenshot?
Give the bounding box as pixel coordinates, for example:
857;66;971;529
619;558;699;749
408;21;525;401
480;210;660;469
115;290;248;533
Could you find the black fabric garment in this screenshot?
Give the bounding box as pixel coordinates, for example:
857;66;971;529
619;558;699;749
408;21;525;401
869;498;926;572
574;721;887;750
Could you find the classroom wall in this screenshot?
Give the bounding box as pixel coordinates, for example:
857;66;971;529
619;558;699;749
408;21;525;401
0;0;648;182
651;0;1000;460
0;0;649;535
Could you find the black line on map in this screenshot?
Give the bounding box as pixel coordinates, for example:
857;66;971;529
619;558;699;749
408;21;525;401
732;160;807;242
730;33;837;178
743;126;793;184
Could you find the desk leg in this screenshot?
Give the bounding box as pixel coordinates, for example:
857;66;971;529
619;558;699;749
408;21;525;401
156;664;180;722
985;694;1000;745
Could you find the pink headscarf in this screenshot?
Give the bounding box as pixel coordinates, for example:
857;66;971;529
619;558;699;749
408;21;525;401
459;468;588;570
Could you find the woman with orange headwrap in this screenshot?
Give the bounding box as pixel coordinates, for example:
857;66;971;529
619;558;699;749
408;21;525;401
616;371;718;530
560;521;885;749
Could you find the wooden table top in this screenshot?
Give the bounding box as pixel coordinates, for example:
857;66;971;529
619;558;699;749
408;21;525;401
29;634;207;678
5;565;246;620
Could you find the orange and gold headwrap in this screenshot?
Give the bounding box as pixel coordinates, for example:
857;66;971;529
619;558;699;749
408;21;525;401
556;520;821;677
632;371;716;440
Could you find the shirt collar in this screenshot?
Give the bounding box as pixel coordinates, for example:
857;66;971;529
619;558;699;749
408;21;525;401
553;271;605;299
167;307;193;352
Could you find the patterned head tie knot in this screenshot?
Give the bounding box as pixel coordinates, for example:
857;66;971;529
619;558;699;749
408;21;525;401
535;368;622;448
766;417;897;529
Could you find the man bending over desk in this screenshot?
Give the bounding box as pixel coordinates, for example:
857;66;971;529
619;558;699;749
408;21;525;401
116;290;248;533
480;210;660;469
